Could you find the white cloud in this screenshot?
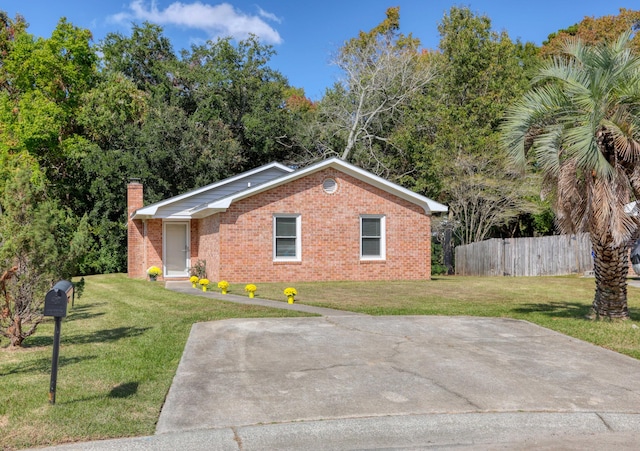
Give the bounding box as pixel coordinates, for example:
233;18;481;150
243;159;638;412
257;6;281;24
111;1;283;44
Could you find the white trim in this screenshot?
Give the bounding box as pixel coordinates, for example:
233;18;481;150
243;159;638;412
273;214;301;262
162;220;190;277
360;215;386;260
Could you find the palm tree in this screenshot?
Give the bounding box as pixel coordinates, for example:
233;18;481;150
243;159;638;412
501;31;640;319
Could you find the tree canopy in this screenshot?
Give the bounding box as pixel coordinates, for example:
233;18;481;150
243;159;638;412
542;8;640;56
1;6;638;341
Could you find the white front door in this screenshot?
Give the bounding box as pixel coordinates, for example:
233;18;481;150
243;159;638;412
164;222;190;277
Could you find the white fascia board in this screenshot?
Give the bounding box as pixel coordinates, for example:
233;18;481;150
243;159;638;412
426;199;449;213
130;213;153;220
134;211;193;220
189;198;233;218
329;159;448;214
131;205;159;219
130;162;293;220
190;208;227;219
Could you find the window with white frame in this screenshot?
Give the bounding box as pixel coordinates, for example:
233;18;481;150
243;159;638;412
360;215;385;259
274;215;301;260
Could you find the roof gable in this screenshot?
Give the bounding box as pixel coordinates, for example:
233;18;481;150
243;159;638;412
132;158;447;220
132;162;293;219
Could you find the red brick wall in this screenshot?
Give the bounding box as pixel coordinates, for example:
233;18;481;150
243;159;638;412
194;168;431;283
127;182;145;278
131;169;434;282
146;219;163;278
127;182;163;279
194;215;221;282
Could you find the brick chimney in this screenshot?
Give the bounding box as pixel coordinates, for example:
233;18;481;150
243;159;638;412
127;180;145;278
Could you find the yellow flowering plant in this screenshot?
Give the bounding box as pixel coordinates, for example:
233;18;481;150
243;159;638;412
147;266;162;277
199;278;210;286
189;276;199;284
217;280;229;290
244;284;257;293
284;287;297;297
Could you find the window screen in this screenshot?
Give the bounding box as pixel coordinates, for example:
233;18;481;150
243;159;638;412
361;216;384;259
274;216;299;259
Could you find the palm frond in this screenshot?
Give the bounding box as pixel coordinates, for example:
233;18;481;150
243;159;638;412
626;163;640;199
562;123;613;178
554;158;587;235
535;58;591;101
530;125;563;174
602;115;640;162
588;167;638;246
500;85;567;168
612;29;636;55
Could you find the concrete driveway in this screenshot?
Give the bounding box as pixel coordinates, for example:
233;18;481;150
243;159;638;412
39;285;640;450
151;314;640;449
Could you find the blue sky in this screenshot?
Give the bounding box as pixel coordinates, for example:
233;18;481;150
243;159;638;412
3;1;638;99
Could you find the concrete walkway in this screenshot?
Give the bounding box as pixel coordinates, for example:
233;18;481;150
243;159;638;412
164;281;366;317
36;283;640;450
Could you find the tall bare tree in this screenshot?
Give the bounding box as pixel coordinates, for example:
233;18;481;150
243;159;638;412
445;151;540;245
318;7;434;173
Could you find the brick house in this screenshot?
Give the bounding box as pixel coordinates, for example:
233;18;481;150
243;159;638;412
127;158;447;282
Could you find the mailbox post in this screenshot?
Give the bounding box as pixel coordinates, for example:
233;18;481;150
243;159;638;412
44;280;73;405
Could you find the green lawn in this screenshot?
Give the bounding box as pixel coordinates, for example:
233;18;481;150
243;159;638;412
0;274;312;450
2;274;640;450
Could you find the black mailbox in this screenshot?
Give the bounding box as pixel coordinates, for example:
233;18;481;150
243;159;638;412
44;280;73;317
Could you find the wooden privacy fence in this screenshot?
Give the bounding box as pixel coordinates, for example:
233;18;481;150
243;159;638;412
455;233;593;276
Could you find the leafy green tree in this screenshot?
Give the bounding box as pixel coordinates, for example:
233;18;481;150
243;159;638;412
434;7;536;133
101;22;176;94
0;13;98;274
406;6;541;244
278;87;319;163
0;12;28;190
0;16;97;191
134;102;241;199
0;159;90;346
501;32;640;319
178;35;297;166
78;72;148;148
542;8;640;56
0;11;28;89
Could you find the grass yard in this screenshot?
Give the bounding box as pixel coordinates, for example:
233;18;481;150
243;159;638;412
2;274;640;449
0;274;312;450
